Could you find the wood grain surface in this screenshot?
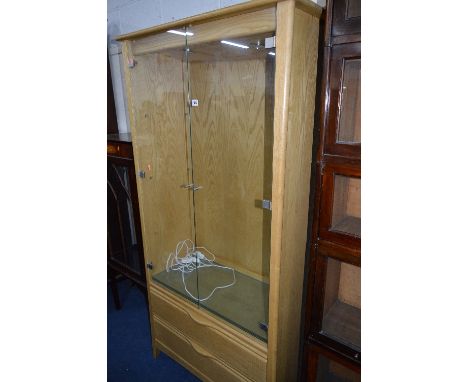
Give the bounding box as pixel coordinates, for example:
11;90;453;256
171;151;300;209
267;3;320;381
190;56;273;281
132;7;276;57
116;0;321;42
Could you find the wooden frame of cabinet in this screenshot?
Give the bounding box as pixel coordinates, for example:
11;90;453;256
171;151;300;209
116;1;323;381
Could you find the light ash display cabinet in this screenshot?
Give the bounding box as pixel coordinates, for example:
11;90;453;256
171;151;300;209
116;1;322;381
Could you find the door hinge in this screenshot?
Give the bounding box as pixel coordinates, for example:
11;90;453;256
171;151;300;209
180;183;202;191
146;261;153;270
138;170;145;178
255;199;272;211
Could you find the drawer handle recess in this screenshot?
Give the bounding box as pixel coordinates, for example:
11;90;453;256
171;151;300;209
186;309;212;328
187;337;217;360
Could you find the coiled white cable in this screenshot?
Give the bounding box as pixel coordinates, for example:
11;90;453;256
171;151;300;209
166;239;236;302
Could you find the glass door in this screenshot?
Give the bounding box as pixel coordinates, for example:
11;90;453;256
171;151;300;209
127;28;198;301
310;251;361;363
129;8;277;342
319;162;361;249
185;24;276;342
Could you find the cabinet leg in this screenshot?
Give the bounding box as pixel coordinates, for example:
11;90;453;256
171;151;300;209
153;344;161;358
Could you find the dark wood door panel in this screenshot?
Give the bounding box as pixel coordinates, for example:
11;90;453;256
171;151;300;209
332;0;361;38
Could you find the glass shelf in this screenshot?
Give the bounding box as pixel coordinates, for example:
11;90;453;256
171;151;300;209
321;257;361;351
153;267;269;342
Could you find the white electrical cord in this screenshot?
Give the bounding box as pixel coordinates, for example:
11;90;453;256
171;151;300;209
166;239;236;302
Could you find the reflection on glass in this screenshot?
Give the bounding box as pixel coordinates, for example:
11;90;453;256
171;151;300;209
337;58;360;144
316;354;360;382
147;27;276;342
331;175;360;237
321;258;361;351
107;164;140;274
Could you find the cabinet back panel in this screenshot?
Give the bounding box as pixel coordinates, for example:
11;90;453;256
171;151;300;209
190;57;274;281
338;263;361;308
346;177;361;218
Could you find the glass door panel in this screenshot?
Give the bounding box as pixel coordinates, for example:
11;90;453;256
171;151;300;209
337;59;361;144
125;31;197;301
186;24;276;341
321;257;361;352
131;8;277;342
319;163;360;249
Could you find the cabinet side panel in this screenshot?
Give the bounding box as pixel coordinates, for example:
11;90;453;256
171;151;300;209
268;3;320;381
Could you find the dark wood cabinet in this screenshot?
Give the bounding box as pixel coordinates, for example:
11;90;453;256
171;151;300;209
107;133;146;293
302;0;361;380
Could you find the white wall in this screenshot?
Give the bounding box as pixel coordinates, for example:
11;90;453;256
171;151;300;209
107;0;325;133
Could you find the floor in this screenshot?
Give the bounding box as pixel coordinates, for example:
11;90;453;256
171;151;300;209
107;278;201;382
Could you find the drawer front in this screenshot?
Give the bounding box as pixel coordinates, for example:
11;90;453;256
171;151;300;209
155;316;249;382
151;285;267;382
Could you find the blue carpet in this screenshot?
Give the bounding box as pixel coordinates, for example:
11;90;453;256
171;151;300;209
107;279;201;382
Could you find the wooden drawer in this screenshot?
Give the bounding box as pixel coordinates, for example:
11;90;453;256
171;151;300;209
151;285;267;382
154;316;250;382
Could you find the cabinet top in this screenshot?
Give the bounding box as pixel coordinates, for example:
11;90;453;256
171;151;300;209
115;0;322;42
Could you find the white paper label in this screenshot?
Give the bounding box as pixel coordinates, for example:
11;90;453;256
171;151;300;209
265;36;276;49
